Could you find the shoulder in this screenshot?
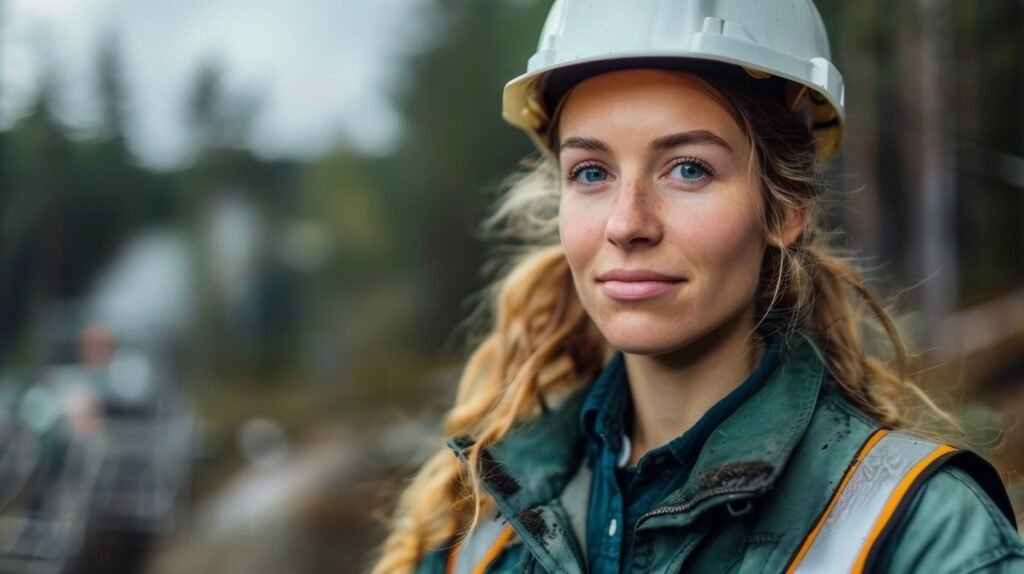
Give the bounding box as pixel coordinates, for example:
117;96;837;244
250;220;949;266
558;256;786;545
793;378;1024;572
874;464;1024;573
800;377;884;454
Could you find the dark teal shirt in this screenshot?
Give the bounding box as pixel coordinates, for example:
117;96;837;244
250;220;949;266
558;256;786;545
579;336;783;573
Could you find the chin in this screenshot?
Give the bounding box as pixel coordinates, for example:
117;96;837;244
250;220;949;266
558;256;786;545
596;316;700;356
610;339;682;356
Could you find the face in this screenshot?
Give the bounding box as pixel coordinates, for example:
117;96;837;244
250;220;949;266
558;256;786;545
557;69;767;355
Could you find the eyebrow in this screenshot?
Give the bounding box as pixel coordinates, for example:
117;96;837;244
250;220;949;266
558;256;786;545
651;130;734;153
559;129;734;155
559;136;609;154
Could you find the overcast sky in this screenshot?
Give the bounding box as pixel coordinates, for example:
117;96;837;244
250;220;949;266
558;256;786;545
1;0;431;168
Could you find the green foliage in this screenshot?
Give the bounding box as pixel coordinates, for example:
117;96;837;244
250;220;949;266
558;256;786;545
0;60;145;355
186;59;263;153
382;0;550;352
304;151;389;261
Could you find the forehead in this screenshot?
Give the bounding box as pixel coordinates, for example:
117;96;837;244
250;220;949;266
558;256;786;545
557;69;747;150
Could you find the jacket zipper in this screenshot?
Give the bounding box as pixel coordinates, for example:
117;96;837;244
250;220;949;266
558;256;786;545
637;485;766;527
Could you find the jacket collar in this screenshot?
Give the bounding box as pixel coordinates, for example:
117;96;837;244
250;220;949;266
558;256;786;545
446;378;591;515
446;379;594;573
447;330;828;530
638;330;827;529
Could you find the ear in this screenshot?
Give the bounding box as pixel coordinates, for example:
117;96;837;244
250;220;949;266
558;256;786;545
780;205;807;248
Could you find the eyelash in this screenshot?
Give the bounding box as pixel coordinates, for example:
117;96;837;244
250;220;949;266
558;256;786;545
565;157;717;184
665;156;716;180
566;160;606;183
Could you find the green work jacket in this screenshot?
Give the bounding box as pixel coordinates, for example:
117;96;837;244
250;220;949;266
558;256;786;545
414;333;1024;573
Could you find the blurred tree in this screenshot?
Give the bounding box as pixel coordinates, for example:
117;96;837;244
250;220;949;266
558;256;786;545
953;0;1024;305
187;60;227;153
186;58;262;155
298;149;409;381
0;67;76;356
305;151;389;265
913;0;957;337
96;31;129;146
179;58;306;382
832;0;882;260
0;63;140;358
0;0;6;256
818;0;1024;317
382;0;550;354
94;31;177;228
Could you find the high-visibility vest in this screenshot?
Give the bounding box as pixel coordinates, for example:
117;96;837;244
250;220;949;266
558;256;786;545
787;429;962;573
449;429;1013;574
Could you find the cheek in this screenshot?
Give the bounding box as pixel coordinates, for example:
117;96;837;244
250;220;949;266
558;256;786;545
697;220;761;264
675;197;765;284
558;197;603;275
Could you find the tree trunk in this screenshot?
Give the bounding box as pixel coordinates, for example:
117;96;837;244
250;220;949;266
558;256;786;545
840;0;880;259
914;0;958;345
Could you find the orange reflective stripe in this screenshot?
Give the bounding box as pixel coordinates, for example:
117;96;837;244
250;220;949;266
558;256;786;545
849;443;957;573
785;428;890;574
446;525;516;574
472;526;515;574
446;542;459;574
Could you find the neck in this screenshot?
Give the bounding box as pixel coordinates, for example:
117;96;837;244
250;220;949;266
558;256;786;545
622;311;764;466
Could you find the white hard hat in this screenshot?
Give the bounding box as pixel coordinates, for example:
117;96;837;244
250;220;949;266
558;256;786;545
502;0;845;160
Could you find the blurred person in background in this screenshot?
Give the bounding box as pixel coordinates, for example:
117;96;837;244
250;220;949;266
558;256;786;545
65;324;118;435
373;1;1024;573
78;324;117;371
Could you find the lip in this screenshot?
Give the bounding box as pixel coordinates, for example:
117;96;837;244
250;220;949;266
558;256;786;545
597;269;683;282
596;268;685;301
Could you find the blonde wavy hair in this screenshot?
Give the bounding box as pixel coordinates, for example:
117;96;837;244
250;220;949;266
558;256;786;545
371;70;953;573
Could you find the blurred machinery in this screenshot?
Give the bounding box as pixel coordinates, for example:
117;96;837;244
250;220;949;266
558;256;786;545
0;323;196;574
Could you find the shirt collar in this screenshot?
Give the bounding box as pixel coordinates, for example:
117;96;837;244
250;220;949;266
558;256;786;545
579;350;627;454
445;331;827;522
579;334;784;469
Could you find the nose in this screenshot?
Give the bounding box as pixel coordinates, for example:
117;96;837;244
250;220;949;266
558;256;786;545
605;177;663;249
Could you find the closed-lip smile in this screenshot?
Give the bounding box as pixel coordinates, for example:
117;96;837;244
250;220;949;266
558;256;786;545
597;269;685;300
597;269;684;282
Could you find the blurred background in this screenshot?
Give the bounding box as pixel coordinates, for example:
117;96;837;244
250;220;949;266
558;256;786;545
0;0;1020;572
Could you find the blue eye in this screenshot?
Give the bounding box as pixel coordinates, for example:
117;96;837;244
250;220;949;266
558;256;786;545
670;160;709;181
571;165;609;184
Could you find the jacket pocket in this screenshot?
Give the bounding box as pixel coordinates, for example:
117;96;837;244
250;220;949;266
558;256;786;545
734;537;779;574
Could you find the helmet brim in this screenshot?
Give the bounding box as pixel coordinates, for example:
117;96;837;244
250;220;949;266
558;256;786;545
503;52;844;161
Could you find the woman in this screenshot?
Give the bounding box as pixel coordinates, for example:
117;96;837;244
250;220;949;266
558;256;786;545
374;1;1024;572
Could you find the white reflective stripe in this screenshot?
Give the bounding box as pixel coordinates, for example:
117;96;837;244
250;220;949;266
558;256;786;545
792;431;949;574
451;517;508;574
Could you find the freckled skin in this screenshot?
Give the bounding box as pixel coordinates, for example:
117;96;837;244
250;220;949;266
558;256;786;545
557;69;766;356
